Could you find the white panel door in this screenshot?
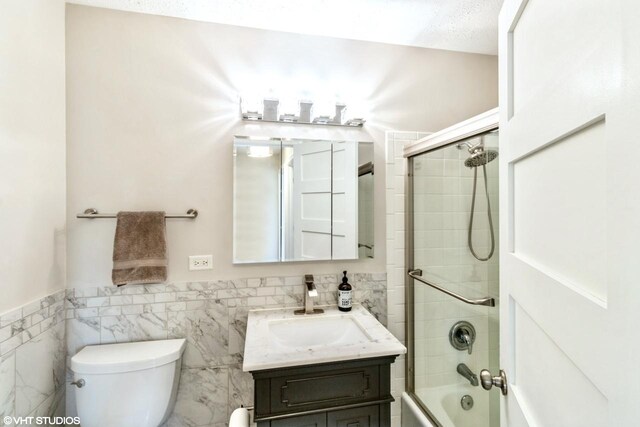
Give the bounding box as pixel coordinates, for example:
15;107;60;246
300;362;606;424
292;141;333;260
331;141;358;260
499;0;640;426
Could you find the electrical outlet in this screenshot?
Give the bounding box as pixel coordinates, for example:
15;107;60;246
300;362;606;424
189;255;213;271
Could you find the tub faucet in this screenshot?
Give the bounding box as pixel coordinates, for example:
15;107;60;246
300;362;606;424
457;363;479;386
294;275;324;315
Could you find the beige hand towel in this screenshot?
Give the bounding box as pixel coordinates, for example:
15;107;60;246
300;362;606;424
112;211;167;286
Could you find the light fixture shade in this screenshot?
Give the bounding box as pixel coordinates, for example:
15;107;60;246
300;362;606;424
241;96;263;120
299;100;313;123
263;99;279;121
247;145;273;158
333;103;347;124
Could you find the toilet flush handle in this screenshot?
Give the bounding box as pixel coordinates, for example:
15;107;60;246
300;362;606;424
71;379;85;388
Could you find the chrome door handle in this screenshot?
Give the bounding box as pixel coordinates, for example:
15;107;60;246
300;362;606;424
480;369;507;395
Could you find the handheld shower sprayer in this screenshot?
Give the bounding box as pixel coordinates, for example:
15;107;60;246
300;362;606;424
457;139;498;261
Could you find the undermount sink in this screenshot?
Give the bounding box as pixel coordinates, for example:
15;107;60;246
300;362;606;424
269;314;373;349
243;305;407;372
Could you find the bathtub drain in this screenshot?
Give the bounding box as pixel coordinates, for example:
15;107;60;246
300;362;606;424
461;395;474;410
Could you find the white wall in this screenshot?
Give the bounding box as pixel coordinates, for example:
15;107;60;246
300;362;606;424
65;5;498;290
0;0;67;313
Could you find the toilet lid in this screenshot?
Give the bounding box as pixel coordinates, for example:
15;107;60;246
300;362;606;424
71;339;186;374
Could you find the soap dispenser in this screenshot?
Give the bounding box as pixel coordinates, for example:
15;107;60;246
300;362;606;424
338;271;352;312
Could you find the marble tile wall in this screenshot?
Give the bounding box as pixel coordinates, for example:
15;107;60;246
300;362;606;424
0;290;67;426
65;273;386;427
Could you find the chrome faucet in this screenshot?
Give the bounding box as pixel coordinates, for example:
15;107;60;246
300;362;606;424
294;275;324;315
449;321;476;355
459;331;473;355
457;363;479;386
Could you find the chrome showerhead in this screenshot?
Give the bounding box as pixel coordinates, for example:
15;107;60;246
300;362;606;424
464;149;498;167
456;139;498;167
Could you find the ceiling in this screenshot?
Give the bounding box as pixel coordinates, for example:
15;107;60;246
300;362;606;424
67;0;504;55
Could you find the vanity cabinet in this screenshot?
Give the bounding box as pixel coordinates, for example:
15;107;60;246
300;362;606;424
271;413;326;427
327;405;380;427
251;356;396;427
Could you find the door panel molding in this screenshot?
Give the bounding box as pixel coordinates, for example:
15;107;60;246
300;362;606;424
498;0;629;425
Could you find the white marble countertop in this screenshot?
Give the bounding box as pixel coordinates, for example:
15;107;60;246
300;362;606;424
242;304;406;372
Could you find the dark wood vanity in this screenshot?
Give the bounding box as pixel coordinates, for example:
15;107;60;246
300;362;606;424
251;355;397;427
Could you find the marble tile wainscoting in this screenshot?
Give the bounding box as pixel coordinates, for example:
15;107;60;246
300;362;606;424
65;273;387;427
0;290;67;426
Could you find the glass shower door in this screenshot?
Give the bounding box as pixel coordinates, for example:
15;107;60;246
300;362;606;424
407;130;500;427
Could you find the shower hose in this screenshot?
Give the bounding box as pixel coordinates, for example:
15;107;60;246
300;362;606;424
468;164;495;261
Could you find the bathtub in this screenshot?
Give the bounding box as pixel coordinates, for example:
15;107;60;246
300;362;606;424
402;392;436;427
402;385;490;427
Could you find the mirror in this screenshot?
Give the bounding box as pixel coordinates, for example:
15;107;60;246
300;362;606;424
233;136;374;263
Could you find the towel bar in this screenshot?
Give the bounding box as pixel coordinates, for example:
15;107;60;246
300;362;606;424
408;269;495;307
77;208;198;219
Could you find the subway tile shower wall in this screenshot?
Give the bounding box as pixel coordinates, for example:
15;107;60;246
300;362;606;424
0;289;67;423
385;130;432;427
64;273;386;427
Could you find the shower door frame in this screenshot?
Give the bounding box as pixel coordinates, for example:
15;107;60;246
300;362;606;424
404;108;499;426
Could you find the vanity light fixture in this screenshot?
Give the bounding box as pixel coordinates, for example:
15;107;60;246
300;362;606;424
240;97;365;127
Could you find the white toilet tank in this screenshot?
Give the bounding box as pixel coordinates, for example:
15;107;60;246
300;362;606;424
71;338;186;427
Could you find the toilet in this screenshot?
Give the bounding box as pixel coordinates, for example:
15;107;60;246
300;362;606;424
228;407;250;427
71;338;186;427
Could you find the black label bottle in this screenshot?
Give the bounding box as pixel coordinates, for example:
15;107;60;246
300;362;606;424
338;271;352;312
